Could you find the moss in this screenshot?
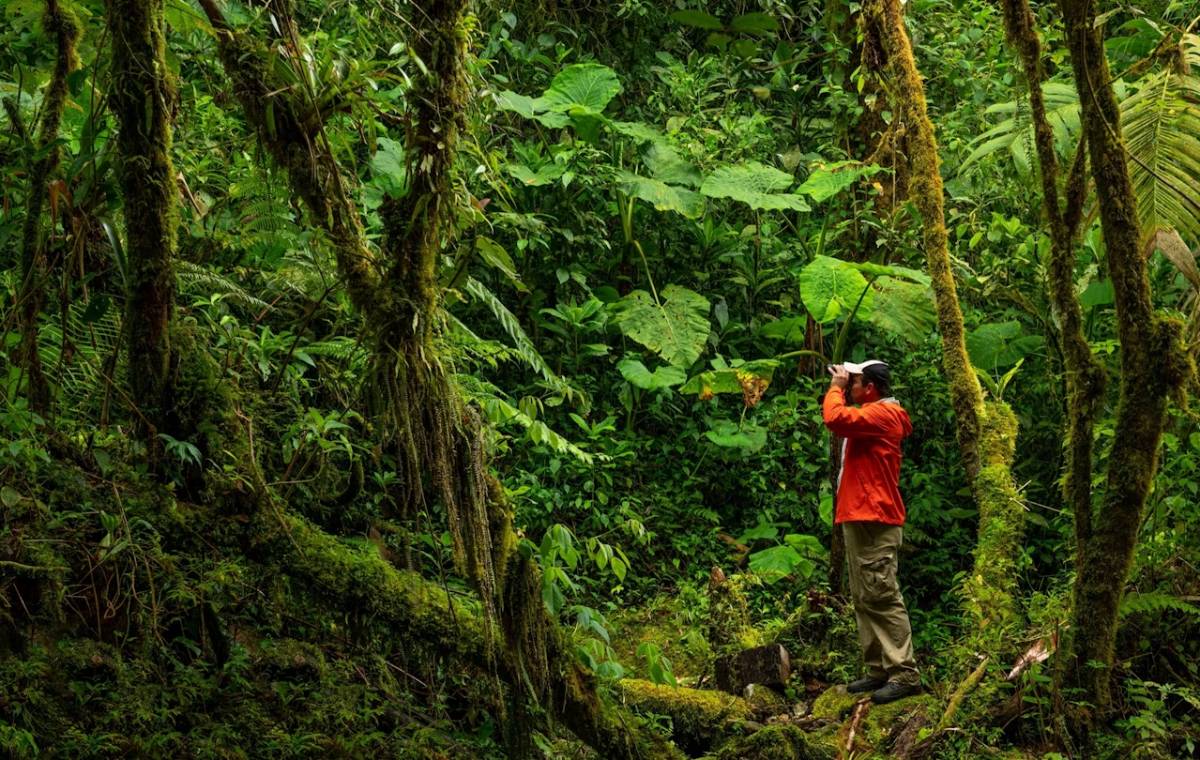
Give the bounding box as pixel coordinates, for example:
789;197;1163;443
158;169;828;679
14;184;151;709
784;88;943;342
810;685;864;720
256;638;327;681
706;572;761;656
16;0;81;413
860;693;936;747
108;0;179;442
617;678;752;753
709;724;833;760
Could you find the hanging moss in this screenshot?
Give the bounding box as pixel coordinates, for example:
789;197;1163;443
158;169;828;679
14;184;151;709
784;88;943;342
16;0;81;414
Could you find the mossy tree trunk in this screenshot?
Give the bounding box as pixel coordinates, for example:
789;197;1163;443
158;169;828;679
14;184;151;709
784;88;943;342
865;0;1025;645
196;2;680;755
15;0;80;415
997;0;1104;576
1056;0;1191;717
107;0;179;443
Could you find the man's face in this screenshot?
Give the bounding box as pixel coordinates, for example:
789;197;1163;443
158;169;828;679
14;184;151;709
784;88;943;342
849;374;872;404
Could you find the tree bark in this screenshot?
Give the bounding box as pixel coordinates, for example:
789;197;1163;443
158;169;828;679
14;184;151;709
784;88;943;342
1057;0;1191;715
107;0;178;442
864;0;1026;642
15;0;80;415
997;0;1105;568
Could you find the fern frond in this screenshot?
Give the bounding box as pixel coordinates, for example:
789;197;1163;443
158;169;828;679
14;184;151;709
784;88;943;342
463;276;587;407
1122;33;1200;248
1119;590;1200;619
477;395;599;464
176;261;272;312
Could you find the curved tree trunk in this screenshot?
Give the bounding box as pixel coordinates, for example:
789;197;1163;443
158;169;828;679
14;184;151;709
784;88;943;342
107;0;179;443
195;2;680;755
864;0;1026;645
16;0;80;415
1056;0;1191;717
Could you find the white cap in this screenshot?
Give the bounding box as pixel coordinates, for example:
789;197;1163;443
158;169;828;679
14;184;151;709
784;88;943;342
841;360;887;374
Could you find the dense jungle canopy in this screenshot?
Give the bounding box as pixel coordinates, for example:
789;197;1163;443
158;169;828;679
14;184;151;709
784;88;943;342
3;0;1200;756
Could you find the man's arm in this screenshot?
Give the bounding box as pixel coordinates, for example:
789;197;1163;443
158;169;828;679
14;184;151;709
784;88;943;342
822;387;892;437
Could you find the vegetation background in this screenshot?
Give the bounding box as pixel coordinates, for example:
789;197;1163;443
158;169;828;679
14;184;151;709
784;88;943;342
1;0;1199;756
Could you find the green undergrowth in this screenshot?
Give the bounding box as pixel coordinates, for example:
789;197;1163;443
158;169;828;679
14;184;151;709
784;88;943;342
0;459;505;759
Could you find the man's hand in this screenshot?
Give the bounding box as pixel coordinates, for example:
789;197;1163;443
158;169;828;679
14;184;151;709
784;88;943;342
828;364;850;390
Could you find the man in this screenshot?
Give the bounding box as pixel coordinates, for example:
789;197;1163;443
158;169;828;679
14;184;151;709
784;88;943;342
822;359;921;704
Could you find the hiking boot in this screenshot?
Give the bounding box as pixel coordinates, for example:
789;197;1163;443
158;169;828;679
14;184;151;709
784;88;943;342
871;681;920;704
846;675;888;694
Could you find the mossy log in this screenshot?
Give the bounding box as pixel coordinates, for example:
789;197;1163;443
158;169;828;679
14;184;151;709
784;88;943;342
616;678;753;755
258;510;683;760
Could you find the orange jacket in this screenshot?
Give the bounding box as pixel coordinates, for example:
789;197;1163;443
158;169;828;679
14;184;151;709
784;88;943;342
822;388;912;525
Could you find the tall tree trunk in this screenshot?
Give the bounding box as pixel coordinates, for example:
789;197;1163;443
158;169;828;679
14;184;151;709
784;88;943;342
1057;0;1191;716
998;0;1104;572
107;0;178;442
865;0;1025;644
16;0;80;415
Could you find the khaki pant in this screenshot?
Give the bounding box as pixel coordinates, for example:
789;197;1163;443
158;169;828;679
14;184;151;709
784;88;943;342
843;521;920;685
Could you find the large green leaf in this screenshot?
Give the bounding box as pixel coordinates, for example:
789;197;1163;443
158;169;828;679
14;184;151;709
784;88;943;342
617;358;687;390
757;316;808;344
798;255;873;323
796;161;881;202
966;321;1045;370
705;420;767;452
700;162;810;211
679;360;778;396
959;82;1081;175
616;171;705;218
866;277;936;340
644;143;702;187
540;63;622;115
612;285;711;368
730;12;779;35
670;9;722;29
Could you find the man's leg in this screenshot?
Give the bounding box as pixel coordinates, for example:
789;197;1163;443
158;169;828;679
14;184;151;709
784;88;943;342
846;522;920;686
843;522;888;682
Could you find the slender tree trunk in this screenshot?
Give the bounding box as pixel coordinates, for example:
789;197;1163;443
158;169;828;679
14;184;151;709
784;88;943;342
1057;0;1191;716
865;0;1025;643
997;0;1104;565
107;0;178;441
16;0;80;415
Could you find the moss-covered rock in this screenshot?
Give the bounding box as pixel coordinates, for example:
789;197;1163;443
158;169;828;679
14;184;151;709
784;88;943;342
707;724;833;760
810;685;865;720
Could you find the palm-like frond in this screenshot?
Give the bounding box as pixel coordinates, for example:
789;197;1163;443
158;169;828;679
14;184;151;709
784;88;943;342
1123;35;1200;248
962;33;1200;248
463;277;587;407
959;81;1081;175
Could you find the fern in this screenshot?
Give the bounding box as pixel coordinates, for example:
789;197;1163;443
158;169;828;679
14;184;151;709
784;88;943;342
463;277;587;407
961;33;1200;248
1119;591;1200;619
176;261;272;313
1122;33;1200;248
37;300;123;415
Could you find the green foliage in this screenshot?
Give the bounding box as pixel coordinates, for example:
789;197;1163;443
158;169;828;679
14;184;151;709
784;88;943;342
612;285;711;368
699;162;811;212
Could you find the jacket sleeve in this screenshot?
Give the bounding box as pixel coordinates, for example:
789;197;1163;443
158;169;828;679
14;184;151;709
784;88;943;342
822;389;892;437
